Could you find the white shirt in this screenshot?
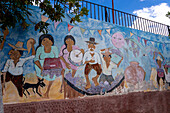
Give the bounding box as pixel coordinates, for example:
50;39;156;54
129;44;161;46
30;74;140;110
100;51;117;75
2;55;35;76
83;51;101;65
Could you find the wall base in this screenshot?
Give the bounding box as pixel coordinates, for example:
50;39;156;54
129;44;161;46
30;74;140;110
4;91;170;113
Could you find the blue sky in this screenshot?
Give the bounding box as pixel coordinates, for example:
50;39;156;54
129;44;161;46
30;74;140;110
86;0;170;25
86;0;170;14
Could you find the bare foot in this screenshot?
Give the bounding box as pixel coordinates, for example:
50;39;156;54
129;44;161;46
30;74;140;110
92;77;99;86
43;92;49;98
85;84;91;90
59;88;64;93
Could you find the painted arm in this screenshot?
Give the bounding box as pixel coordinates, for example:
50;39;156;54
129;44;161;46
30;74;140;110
23;39;36;62
100;49;105;64
0;28;9;50
80;49;84;55
31;40;36;56
117;57;123;68
59;45;70;69
73;45;84;55
34;47;43;72
153;51;156;60
2;60;10;73
82;52;95;64
60;56;71;69
84;60;95;64
158;52;164;60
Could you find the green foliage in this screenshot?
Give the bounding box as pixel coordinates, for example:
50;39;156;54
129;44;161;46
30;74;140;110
0;0;32;30
35;21;50;34
0;0;88;35
166;11;170;19
166;12;170;39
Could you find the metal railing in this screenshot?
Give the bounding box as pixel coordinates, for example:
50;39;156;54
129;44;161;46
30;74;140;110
56;0;170;36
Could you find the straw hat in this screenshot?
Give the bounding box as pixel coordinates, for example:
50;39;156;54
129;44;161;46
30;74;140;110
8;41;27;51
85;37;98;45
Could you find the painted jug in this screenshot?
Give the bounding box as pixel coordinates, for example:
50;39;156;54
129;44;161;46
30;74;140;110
124;61;145;85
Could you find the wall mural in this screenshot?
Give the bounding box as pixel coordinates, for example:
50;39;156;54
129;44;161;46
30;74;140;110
0;6;170;104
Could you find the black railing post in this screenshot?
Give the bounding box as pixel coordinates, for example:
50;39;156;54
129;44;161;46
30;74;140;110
94;4;96;19
86;2;88;17
167;25;170;36
101;6;103;21
59;0;169;36
90;3;92;18
98;5;100;20
112;0;115;24
105;7;107;22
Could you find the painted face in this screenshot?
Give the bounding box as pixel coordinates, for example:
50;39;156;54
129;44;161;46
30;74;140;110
156;60;162;68
103;55;111;64
111;32;125;48
8;49;21;60
88;44;95;51
41;38;53;47
66;38;74;46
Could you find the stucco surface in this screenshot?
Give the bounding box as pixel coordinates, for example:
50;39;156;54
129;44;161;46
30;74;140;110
3;91;170;113
0;76;4;113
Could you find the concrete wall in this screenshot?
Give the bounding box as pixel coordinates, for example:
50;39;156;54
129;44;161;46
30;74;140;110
0;76;3;113
0;6;169;104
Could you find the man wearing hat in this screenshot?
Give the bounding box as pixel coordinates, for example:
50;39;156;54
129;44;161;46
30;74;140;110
83;37;102;89
99;48;123;85
1;40;35;97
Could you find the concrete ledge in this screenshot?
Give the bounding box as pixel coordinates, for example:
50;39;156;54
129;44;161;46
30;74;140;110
4;91;170;113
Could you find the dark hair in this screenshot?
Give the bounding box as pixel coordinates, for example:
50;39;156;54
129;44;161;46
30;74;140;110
36;34;54;51
103;55;112;58
62;35;76;55
156;59;162;62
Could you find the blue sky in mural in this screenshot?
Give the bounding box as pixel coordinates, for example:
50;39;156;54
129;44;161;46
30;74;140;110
86;0;170;25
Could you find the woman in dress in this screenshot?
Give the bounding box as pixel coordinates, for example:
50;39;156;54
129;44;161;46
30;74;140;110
59;35;84;96
34;34;59;98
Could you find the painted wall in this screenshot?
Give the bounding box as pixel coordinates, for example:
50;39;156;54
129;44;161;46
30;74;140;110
0;6;170;104
0;77;3;113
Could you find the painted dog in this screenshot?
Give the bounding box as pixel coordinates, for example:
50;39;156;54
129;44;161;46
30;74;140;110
23;78;46;97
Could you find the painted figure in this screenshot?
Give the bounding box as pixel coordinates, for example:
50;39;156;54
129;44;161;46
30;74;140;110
111;32;125;48
1;40;35;97
99;48;123;85
34;34;59;98
23;78;46;98
153;52;165;87
111;32;127;67
150;68;158;88
164;64;170;89
59;35;84;93
83;37;102;89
